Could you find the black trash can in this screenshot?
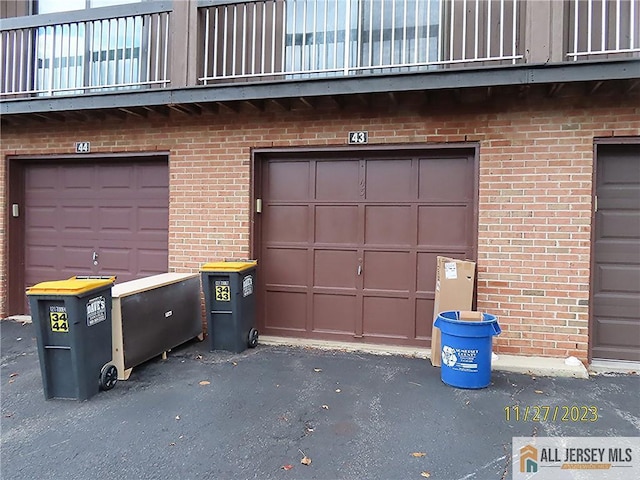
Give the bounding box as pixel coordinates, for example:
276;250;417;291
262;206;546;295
26;276;118;400
201;262;258;353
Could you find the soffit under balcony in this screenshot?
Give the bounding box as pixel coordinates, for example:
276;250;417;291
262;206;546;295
0;60;638;126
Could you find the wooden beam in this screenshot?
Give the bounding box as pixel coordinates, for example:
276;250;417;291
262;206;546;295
244;100;264;112
215;101;239;113
33;112;66;122
588;81;604;95
119;107;147;118
268;98;290;111
298;96;315;109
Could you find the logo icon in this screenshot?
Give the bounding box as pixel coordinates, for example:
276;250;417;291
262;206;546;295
520;445;538;473
441;345;457;367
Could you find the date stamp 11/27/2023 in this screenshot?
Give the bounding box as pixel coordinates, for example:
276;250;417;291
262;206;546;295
505;405;599;422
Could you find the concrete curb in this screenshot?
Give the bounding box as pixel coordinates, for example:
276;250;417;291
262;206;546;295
259;335;590;379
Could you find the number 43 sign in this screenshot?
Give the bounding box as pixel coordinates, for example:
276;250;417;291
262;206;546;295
348;131;368;144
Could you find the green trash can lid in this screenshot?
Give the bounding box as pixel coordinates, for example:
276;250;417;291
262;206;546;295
27;276;116;296
200;261;257;273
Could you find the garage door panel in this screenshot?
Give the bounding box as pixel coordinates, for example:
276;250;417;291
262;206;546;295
99;164;135;188
62;246;94;269
136;249;170;275
98;207;134;232
314;250;358;289
365;206;412;246
139;207;170;233
265;291;307;331
365;160;413;201
268;161;310;201
596;265;640;293
416;252;439;293
363;296;411;338
593;294;640;319
418;157;471;201
600;155;640;184
418;205;468;246
594;318;640;347
364;251;411;291
315;206;359;244
264;206;308;243
597;210;640;239
264;248;308;286
416;298;435;339
27;206;58;230
316;161;360;201
62;206;96;232
28;166;59;189
312;294;357;333
62;165;93;189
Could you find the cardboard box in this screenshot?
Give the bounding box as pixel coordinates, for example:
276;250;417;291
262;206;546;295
430;256;476;367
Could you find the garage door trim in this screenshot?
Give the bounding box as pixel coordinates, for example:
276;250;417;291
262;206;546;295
252;143;479;346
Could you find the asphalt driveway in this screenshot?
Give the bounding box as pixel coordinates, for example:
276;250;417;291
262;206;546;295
1;319;639;480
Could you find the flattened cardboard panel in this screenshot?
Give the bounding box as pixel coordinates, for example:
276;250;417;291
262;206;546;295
430;256;476;367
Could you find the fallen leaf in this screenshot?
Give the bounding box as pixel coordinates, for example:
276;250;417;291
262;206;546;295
175;415;180;421
534;390;544;394
421;472;431;478
281;465;293;471
301;456;312;466
321;404;329;410
9;373;18;378
411;452;427;457
199;380;211;386
313;368;322;372
335;389;341;393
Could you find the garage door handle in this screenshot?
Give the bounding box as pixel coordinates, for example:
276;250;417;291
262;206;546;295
92;251;98;265
357;265;362;276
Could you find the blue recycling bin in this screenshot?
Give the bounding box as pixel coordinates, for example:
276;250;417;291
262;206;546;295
434;310;501;389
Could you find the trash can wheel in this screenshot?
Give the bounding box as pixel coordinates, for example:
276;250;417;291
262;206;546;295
99;364;118;391
248;328;259;348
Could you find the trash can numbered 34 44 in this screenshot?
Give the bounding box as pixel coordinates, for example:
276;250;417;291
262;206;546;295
434;310;501;389
26;276;118;401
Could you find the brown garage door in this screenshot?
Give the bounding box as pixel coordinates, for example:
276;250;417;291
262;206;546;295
24;159;169;300
259;150;476;347
592;144;640;362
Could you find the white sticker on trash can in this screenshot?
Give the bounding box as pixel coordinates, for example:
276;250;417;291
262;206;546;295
242;275;253;297
86;296;107;326
442;345;478;372
444;262;458;280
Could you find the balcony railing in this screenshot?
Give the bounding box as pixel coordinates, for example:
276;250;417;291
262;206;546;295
198;0;524;84
2;0;639;100
0;2;171;98
568;0;640;60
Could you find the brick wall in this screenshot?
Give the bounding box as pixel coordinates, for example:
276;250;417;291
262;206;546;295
2;89;639;362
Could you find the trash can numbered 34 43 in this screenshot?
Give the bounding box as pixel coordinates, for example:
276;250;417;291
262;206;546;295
201;262;259;353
